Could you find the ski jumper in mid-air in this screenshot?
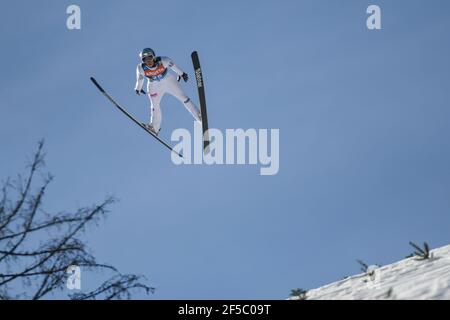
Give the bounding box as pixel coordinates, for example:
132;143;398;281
134;48;202;135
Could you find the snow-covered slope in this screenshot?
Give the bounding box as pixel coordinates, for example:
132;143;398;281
293;244;450;300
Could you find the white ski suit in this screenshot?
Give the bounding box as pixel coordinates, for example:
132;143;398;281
135;56;201;132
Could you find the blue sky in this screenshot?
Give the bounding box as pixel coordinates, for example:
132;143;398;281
1;0;450;299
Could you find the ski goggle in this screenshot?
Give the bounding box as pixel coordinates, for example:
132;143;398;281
142;54;154;61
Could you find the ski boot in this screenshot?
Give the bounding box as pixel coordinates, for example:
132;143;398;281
142;123;160;136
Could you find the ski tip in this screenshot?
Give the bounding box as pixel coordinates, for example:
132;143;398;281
191;51;198;57
90;77;105;93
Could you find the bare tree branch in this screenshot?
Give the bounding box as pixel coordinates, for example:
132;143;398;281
0;141;153;300
70;274;155;300
0;175;52;264
0;140;45;233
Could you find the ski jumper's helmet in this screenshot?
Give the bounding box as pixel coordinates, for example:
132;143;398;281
140;48;155;61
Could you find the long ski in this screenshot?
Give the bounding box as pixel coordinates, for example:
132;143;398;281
90;77;183;158
191;51;210;154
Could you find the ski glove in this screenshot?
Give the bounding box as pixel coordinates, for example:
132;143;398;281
135;89;146;95
177;73;189;82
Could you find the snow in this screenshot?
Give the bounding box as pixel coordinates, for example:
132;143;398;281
290;244;450;300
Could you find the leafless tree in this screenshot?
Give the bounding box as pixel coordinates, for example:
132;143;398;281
0;141;154;299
